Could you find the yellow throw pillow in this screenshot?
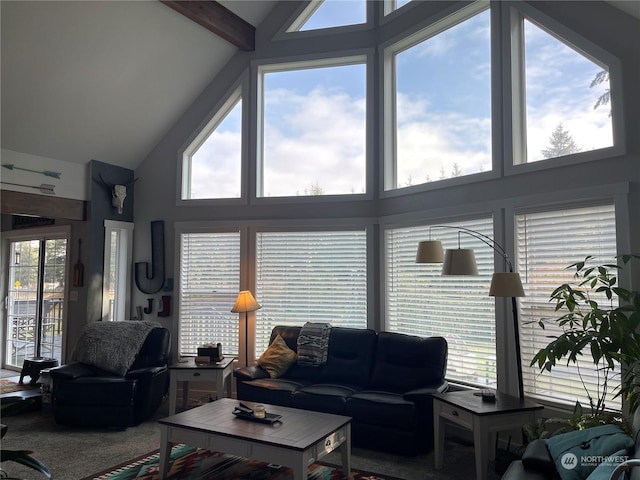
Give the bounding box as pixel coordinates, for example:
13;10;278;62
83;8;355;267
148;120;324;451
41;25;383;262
257;334;297;378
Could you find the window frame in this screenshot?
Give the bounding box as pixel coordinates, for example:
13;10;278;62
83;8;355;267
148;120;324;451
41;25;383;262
382;214;498;388
177;74;249;206
513;201;620;409
380;1;498;197
175;224;243;358
254;51;374;202
253;224;371;358
273;0;373;41
504;1;625;175
102;220;133;322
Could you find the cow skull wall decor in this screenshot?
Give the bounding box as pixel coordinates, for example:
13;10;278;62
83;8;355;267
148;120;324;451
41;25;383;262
99;174;138;214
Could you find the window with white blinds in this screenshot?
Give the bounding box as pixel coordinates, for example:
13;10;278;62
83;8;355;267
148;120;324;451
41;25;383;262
516;203;618;408
178;232;240;356
254;230;368;357
385;218;496;387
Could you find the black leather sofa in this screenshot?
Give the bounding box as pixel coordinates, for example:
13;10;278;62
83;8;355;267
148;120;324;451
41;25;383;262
501;407;640;480
234;325;448;454
50;326;170;428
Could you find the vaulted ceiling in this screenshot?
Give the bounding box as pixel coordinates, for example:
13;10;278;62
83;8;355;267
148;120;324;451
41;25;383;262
1;0;276;170
2;1;637;172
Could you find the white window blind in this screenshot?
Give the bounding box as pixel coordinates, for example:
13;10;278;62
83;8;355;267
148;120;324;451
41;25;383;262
386;218;496;387
178;232;240;356
516;203;618;408
255;230;367;356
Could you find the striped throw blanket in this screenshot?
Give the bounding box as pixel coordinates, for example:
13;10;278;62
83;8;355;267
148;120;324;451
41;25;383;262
297;322;331;366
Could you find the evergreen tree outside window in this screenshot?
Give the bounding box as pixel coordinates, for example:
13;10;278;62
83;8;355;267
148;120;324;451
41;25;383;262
521;18;614;163
388;7;491;190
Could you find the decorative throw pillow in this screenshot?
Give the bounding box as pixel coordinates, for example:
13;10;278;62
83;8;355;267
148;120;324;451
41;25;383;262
257;335;297;378
545;424;634;480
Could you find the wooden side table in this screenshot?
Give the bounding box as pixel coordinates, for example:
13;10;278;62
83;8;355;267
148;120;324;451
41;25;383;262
168;357;235;415
433;390;543;480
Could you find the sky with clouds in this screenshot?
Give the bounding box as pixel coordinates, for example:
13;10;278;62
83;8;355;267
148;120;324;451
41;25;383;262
188;3;613;199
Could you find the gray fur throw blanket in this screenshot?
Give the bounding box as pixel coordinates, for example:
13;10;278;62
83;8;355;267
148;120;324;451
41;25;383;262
72;320;160;375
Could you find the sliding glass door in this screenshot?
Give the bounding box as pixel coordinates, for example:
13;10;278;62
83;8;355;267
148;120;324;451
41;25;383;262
4;229;68;368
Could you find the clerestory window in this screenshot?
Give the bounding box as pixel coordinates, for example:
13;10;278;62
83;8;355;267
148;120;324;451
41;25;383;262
286;0;367;32
510;5;619;165
385;4;492;191
258;58;367;197
181;89;243;200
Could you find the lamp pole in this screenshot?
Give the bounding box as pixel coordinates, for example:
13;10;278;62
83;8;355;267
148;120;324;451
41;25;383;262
419;225;525;399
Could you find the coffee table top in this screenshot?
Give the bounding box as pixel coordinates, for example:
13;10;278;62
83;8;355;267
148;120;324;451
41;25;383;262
159;398;351;451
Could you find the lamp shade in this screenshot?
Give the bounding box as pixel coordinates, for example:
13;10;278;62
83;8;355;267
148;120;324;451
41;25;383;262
441;249;478;275
231;290;262;313
416;240;445;263
489;272;525;298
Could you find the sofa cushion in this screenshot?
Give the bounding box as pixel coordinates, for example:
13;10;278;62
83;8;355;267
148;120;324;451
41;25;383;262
237;377;311;407
257;334;297;378
319;328;377;387
291;383;359;415
346;390;416;428
369;332;447;393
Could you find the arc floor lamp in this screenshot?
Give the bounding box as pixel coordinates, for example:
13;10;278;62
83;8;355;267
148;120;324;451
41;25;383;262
231;290;262;367
416;225;526;399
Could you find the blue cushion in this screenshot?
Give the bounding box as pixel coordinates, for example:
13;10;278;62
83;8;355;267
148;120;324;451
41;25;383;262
545;425;633;480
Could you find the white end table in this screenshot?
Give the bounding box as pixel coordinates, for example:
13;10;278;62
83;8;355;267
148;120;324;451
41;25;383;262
168;356;235;414
433;390;543;480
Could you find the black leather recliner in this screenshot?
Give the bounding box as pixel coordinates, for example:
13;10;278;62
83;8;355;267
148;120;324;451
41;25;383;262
50;327;170;428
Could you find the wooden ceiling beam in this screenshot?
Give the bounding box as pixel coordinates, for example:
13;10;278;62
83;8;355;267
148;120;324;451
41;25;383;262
161;1;255;51
1;190;86;221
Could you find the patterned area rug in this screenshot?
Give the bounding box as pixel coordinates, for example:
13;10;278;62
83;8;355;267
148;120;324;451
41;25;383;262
0;378;39;394
81;444;402;480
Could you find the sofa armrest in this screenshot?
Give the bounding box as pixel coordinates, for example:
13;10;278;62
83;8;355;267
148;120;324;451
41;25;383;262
233;365;270;382
403;381;449;402
126;365;168;380
50;363;108;381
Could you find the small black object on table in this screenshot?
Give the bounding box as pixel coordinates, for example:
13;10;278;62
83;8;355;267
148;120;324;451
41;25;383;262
19;357;59;385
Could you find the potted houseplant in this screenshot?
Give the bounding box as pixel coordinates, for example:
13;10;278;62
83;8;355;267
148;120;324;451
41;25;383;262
530;254;640;423
0;424;52;479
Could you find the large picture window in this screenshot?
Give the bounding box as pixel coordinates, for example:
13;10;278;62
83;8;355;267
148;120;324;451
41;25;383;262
178;231;241;357
511;9;616;164
385;217;496;387
259;59;367;197
386;5;491;190
516;204;617;408
254;229;368;357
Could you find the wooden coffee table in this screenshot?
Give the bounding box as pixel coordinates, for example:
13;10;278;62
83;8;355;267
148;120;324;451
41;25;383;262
158;398;351;480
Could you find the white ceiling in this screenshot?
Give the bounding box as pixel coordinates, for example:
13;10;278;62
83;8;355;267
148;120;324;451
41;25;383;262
1;0;276;171
2;1;637;172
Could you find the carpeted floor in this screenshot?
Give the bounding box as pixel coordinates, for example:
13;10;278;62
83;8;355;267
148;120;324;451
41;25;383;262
0;399;504;480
